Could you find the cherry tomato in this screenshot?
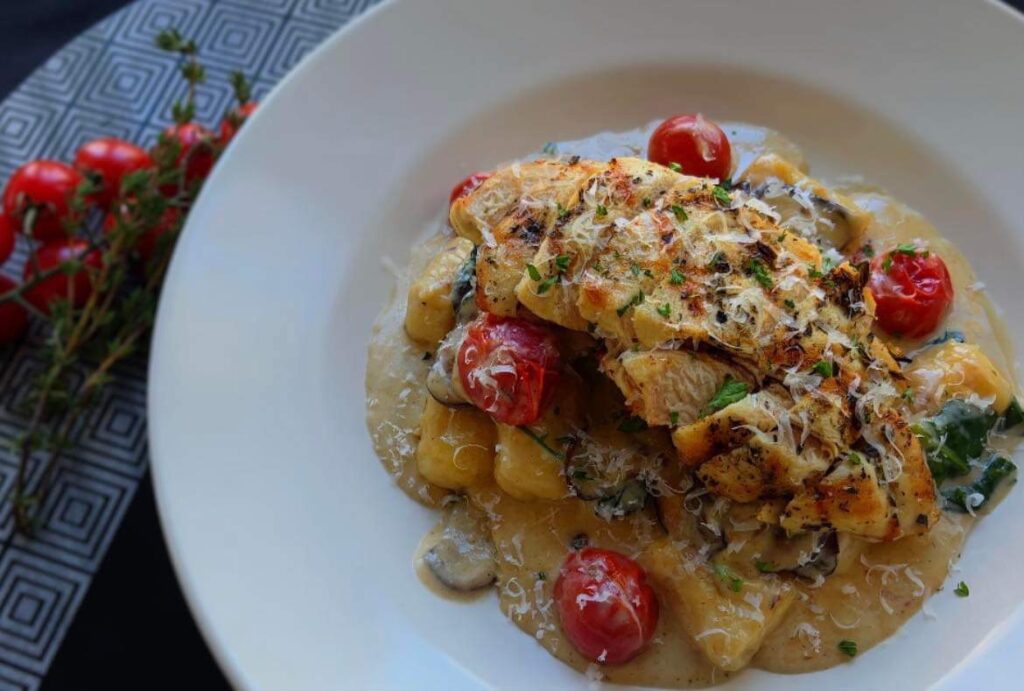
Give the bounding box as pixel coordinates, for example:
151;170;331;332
2;160;83;241
23;239;102;313
449;172;491;205
219;101;258;145
457;313;560;426
157;123;215;195
0;275;29;344
554;548;659;665
869;249;954;339
647;114;732;180
73;137;153;208
104;206;181;266
0;211;15;266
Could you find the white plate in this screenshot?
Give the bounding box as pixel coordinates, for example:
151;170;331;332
148;1;1024;689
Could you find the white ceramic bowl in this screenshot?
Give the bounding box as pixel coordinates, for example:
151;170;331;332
149;1;1024;688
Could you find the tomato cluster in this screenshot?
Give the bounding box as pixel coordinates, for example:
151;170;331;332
0;100;258;346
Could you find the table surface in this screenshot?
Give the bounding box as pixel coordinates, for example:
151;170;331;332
1;1;1021;689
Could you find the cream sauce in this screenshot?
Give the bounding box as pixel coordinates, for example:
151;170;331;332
365;122;1019;686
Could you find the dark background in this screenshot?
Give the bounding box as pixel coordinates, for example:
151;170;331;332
1;1;1022;690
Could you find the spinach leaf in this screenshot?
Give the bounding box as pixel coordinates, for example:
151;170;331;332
912;400;998;483
943;455;1017;513
1000;397;1024;432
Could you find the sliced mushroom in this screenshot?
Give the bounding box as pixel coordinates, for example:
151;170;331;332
595;479;648;520
426;324;469;407
749;528;838;580
423;499;497;592
450;247;478;324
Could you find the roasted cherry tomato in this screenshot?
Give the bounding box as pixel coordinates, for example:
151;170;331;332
457;313;560;426
647;114;732;180
554;548;659;665
449;172;491;205
219;101;258;145
23;239;102;313
0;275;29;344
0;211;15;266
73;137;153;208
869;248;954;339
2;160;83;241
104;206;181;267
156;123;216;195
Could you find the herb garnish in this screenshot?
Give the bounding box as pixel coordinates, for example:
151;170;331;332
670;268;685;285
518;426;567;460
812;360;834;378
712;185;732;206
700;376;749;417
954;581;969;597
713;563;743;592
746;258;773;288
596;204;608;217
668;162;682;173
754;559;778;573
616;291;645;316
670;411;680;426
657;303;671;318
670;204;688;222
837;640;858;657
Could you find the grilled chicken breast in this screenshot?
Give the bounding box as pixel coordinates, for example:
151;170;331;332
451;155;939;543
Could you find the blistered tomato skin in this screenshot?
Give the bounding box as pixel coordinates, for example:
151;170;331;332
449;172;492;205
456;313;560;426
0;211;15;266
554;548;659;665
647;114;732;180
869;250;954;339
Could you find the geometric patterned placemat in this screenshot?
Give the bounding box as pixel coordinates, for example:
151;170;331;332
0;2;376;688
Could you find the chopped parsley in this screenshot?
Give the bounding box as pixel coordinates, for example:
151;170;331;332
596;204;608;217
630;264;642;277
837;640;858;657
670;204;688;222
954;581;969;597
713;563;744;592
746;258;773;288
720;177;732;190
657;303;671;318
555;254;570;272
847;451;863;466
807;264;824;279
669;411;680;426
754;559;778;573
895;243;919;255
670;268;686;285
518;426;566;460
811;360;834;378
860;243;876;258
700;376;749;417
617;415;648;433
616;291;645;316
668;162;682;173
881;255;893;272
526;263;542;281
556;202;570;220
712;185;732;206
642;196;652;208
903;388;915;402
536;277;558;294
783;298;796;309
